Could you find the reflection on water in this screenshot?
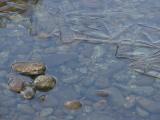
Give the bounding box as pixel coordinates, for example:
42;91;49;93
0;0;160;120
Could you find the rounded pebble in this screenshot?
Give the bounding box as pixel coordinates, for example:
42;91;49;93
20;86;36;99
8;77;25;93
34;75;56;92
64;100;82;110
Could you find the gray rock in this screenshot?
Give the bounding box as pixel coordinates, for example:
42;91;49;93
20;86;36;100
40;108;53;117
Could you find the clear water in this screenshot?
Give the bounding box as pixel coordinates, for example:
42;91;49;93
0;0;160;120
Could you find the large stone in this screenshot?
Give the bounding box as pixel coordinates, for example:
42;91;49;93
11;62;46;76
20;86;36;99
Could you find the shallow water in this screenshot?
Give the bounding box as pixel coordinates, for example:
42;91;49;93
0;0;160;120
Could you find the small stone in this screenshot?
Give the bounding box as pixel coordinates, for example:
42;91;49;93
11;62;46;76
64;100;82;110
40;108;53;117
34;75;56;92
20;86;36;100
8;76;25;93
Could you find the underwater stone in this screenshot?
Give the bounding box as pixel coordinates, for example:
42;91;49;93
20;86;36;99
64;100;82;110
8;76;25;93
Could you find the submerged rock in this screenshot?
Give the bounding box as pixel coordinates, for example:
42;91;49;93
8;75;25;93
34;75;56;91
64;100;82;110
11;62;46;76
20;86;36;99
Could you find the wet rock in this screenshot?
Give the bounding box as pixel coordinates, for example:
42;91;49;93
20;86;36;99
64;100;82;110
40;108;53;117
137;97;160;113
11;62;46;76
8;76;25;93
34;75;56;91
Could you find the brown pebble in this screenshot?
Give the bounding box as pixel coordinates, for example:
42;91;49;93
64;100;82;110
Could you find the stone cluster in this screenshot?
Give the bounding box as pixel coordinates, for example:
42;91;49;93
8;61;56;100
